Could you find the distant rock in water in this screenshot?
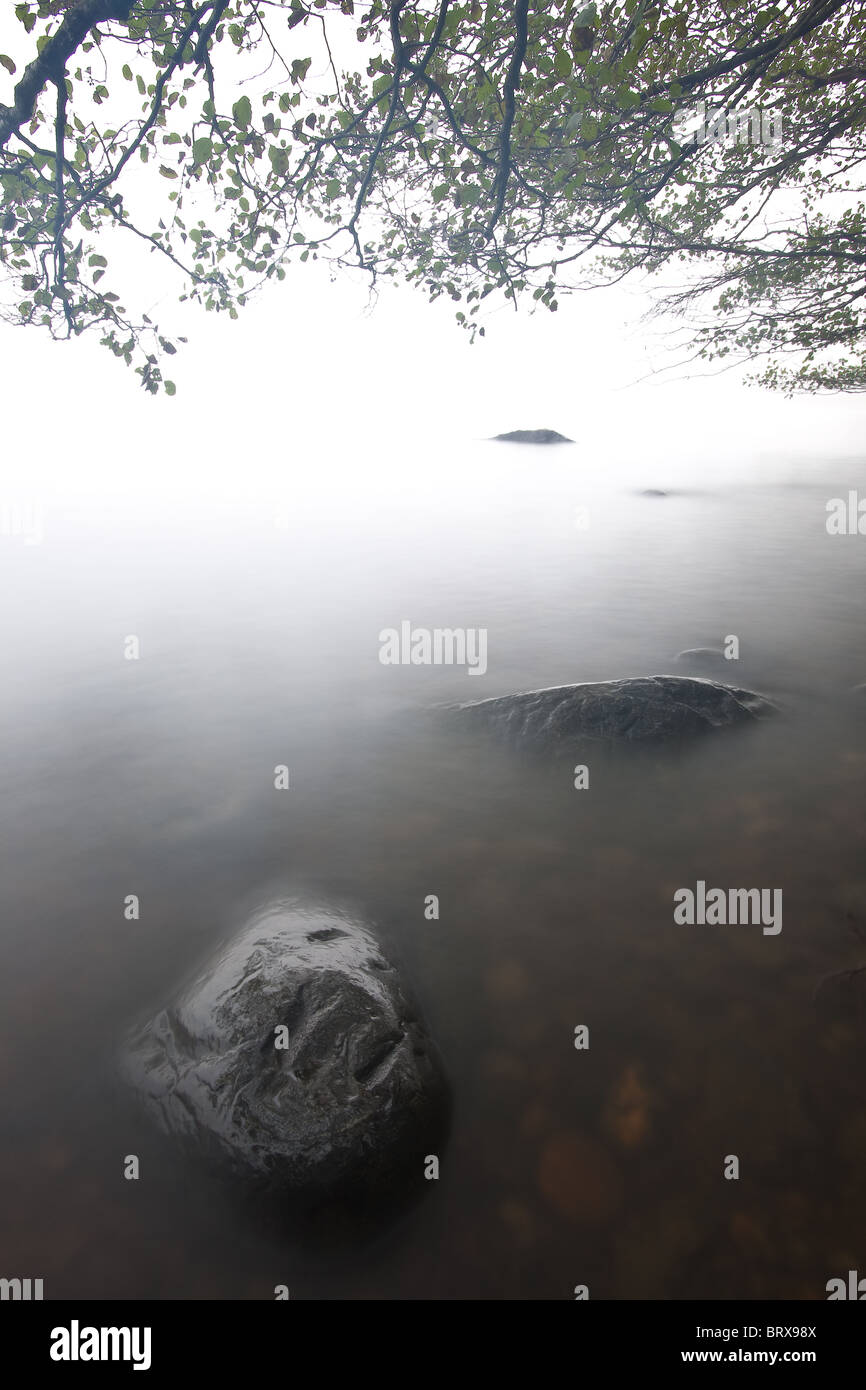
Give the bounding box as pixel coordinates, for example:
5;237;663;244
451;675;778;748
639;489;670;497
492;428;574;444
675;651;818;702
120;901;448;1208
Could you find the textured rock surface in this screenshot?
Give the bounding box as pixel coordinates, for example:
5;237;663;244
120;901;448;1202
452;675;779;748
492;428;574;444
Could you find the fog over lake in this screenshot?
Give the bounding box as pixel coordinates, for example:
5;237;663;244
2;337;865;1293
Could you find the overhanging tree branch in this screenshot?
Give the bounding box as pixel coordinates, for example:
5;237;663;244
483;0;529;241
0;0;134;151
52;71;74;335
2;0;865;394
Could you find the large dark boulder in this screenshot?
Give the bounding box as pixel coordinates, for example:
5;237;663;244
451;675;778;748
120;901;448;1207
492;428;574;444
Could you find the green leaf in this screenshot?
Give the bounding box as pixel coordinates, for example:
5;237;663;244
432;183;450;202
159;165;178;179
164;380;176;396
122;64;132;81
232;95;252;129
554;49;572;79
0;55;16;76
325;178;340;199
88;254;107;268
192;137;213;164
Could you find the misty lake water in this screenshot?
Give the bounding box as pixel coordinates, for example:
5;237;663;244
2;437;866;1299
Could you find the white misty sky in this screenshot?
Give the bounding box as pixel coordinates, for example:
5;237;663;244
1;7;865;503
3;256;865;504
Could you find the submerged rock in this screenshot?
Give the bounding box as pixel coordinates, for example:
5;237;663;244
451;675;778;748
674;647;731;673
813;965;866;1022
120;901;448;1205
492;428;574;444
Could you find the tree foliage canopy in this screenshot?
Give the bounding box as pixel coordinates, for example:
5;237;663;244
1;0;864;392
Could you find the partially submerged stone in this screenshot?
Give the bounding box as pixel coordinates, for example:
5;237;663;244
451;675;778;748
674;647;730;673
120;901;448;1205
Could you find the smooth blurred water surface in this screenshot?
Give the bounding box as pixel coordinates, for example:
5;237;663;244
1;437;865;1298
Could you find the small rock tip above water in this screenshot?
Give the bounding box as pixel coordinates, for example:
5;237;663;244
491;428;574;444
